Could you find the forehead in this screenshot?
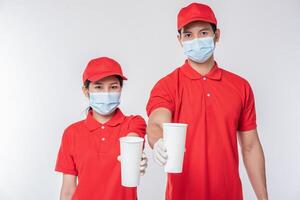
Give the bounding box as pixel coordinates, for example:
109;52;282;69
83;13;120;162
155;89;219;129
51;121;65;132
92;75;119;84
182;21;213;32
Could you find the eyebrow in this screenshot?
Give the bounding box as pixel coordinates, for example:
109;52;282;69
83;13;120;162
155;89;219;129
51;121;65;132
93;81;119;85
182;30;192;34
110;82;119;85
93;81;103;85
183;27;211;33
199;28;211;31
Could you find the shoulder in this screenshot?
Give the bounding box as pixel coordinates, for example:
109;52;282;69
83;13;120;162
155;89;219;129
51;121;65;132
122;114;146;137
152;67;181;92
221;68;252;89
125;114;146;125
63;119;86;137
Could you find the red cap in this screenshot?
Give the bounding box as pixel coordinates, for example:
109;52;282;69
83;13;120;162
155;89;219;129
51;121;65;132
82;57;127;83
177;3;217;30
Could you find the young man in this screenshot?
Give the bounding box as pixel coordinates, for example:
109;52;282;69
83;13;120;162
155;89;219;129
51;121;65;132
146;3;268;200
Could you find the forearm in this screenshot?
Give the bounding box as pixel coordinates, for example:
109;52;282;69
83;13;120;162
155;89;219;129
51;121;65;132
60;174;77;200
147;123;163;148
60;188;76;200
147;108;172;148
127;132;140;137
242;142;268;200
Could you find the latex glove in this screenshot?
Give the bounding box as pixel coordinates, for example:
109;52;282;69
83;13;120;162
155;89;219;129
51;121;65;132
140;152;148;176
153;138;168;166
117;152;148;176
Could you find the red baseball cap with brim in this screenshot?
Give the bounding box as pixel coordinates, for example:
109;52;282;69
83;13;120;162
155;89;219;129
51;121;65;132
177;3;217;30
82;57;127;84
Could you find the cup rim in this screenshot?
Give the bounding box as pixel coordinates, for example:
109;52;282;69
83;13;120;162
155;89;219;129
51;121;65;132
162;123;188;127
119;136;144;143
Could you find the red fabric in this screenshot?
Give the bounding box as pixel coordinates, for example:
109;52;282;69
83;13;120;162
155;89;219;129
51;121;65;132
55;108;146;200
177;3;217;30
83;57;127;83
147;60;257;200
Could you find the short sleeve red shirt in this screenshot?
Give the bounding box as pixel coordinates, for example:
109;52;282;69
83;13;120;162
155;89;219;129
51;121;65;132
55;108;146;200
146;60;257;200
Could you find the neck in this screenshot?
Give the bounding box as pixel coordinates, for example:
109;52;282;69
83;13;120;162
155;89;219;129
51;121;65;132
92;109;116;124
188;56;215;76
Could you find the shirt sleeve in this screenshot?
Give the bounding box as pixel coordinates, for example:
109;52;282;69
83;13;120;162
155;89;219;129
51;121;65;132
127;115;146;138
55;127;78;175
238;81;257;132
146;77;175;117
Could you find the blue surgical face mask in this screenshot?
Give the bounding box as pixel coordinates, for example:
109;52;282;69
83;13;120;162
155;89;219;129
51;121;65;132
183;36;215;63
89;92;121;115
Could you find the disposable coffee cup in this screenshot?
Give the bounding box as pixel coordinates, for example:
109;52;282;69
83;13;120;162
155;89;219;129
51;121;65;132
163;123;188;173
119;136;144;187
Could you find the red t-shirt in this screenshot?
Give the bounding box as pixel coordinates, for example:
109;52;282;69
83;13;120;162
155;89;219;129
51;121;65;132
55;108;146;200
147;60;257;200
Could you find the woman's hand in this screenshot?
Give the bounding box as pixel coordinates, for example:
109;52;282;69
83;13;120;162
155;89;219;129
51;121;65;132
117;152;148;175
140;152;148;176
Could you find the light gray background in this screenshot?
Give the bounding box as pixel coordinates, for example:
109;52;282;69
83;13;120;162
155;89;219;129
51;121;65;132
0;0;299;199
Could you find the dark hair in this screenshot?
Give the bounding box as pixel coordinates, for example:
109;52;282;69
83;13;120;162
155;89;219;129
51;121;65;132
84;75;124;89
178;23;217;34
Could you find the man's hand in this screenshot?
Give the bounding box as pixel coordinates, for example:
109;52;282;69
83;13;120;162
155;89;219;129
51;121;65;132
153;138;168;166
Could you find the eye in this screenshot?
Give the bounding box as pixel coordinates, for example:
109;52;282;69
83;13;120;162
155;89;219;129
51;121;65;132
200;31;208;36
95;85;102;89
183;33;191;38
111;85;119;89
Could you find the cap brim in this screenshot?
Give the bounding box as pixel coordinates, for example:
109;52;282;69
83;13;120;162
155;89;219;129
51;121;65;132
88;72;128;82
178;17;217;30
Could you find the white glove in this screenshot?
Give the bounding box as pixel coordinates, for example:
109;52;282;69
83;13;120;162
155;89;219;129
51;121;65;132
140;152;148;176
117;152;148;176
153;138;168;166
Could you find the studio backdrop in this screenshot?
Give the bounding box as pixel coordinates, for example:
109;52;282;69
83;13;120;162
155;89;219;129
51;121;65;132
0;0;299;199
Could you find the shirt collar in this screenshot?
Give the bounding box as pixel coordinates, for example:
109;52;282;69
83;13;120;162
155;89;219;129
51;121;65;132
85;108;126;131
180;59;222;81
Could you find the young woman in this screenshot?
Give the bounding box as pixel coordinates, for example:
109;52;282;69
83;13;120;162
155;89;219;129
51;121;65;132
55;57;147;200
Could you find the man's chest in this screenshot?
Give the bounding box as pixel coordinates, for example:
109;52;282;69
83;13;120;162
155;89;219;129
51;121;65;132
173;80;243;125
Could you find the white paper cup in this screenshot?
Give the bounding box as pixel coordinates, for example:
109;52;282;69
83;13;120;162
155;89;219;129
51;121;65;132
119;136;144;187
163;123;188;173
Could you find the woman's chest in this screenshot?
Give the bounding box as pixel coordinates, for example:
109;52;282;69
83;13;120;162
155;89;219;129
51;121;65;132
73;125;128;170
